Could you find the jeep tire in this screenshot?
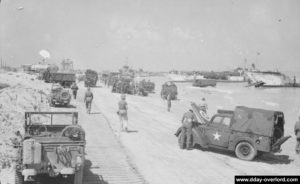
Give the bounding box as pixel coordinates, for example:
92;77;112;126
235;141;257;161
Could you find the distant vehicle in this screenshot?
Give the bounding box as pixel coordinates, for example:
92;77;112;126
112;76;137;95
138;80;155;93
161;82;177;100
193;79;216;87
176;104;291;161
84;69;98;87
12;112;85;184
43;71;76;88
48;84;71;107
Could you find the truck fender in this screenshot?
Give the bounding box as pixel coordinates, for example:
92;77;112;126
228;136;256;151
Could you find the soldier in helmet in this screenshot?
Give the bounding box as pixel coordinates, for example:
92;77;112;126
84;87;93;114
179;109;197;150
71;82;79;99
199;98;208;113
118;94;128;133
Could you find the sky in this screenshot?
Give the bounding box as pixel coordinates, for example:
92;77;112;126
0;0;300;71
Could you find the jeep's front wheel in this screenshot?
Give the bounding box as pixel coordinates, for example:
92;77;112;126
235;141;257;161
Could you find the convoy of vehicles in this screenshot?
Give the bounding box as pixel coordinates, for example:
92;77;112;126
12;112;85;184
10;66;293;184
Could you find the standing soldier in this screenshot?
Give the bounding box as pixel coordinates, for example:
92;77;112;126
167;94;172;112
71;82;79;99
84;87;93;114
294;114;300;154
118;94;128;133
199;98;208;113
180;109;196;150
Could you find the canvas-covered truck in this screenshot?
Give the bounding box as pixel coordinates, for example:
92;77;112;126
43;70;76;88
12;112;85;184
175;104;291;161
84;69;98;87
193;79;216;87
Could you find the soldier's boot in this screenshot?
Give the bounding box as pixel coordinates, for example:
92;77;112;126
186;130;193;150
178;133;186;149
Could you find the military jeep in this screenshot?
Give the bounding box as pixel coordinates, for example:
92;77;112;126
13;112;85;184
48;84;71;107
178;105;291;161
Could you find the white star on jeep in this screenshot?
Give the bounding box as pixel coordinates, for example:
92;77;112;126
213;132;221;141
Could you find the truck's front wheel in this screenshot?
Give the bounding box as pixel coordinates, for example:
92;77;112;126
235;141;257;161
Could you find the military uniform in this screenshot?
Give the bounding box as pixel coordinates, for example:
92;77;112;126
71;83;79;99
118;98;128;132
84;90;93;113
167;94;171;112
294;120;300;154
179;110;196;149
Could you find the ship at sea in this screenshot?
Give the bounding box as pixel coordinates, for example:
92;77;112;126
245;70;300;87
167;71;204;82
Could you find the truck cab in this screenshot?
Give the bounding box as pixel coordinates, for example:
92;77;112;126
188;105;291;161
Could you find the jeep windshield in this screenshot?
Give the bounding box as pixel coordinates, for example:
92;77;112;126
25;112;78;126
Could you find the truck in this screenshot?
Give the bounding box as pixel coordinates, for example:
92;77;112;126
13;112;85;184
111;76;136;95
84;69;98;87
43;70;76;88
176;104;291;161
193;79;216;87
48;84;72;107
138;80;155;93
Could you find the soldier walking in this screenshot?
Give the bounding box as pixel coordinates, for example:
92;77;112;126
71;82;79;99
294;115;300;154
84;87;93;114
180;109;196;150
118;94;129;133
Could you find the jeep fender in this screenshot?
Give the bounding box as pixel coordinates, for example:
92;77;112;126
192;127;208;147
228;136;256;151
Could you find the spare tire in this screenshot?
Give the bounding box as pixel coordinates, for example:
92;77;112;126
60;91;70;100
61;125;85;141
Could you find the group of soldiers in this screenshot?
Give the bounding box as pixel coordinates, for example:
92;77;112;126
70;81;129;132
70;82;94;114
72;80;300;155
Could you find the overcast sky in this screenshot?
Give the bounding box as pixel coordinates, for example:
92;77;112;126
1;0;300;71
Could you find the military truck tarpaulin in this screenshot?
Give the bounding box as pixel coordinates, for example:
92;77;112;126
231;106;277;137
